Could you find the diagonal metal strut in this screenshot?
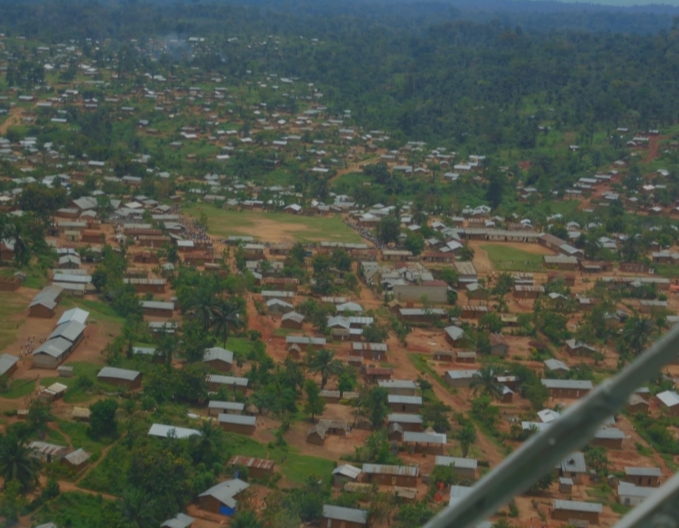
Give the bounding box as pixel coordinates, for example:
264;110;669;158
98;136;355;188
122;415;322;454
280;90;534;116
423;323;679;528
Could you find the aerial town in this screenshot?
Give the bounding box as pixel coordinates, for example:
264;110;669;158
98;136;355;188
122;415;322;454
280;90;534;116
1;2;679;528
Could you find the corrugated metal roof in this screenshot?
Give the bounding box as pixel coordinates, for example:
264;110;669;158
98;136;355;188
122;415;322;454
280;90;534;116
198;479;249;508
404;431;446;444
148;424;201;439
0;353;19;376
48;321;86;343
206;375;249;387
362;463;419;477
625;467;662;477
322;505;368;525
435;456;478;469
388;413;423;424
218;414;256;426
209;401;244;411
33;337;72;358
57;307;89;326
553;500;602;513
98;367;141;382
332;464;362;479
387;394;422;405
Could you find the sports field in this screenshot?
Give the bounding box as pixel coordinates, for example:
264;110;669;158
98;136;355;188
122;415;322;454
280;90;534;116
480;243;548;272
185;204;365;243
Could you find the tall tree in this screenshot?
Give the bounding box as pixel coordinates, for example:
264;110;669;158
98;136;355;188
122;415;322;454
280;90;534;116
0;434;40;492
470;366;505;401
307;349;342;389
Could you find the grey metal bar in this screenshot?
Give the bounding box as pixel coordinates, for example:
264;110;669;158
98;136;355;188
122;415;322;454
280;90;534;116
423;323;679;528
613;471;679;528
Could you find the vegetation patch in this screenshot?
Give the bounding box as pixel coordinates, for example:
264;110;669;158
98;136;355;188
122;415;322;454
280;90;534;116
481;244;546;272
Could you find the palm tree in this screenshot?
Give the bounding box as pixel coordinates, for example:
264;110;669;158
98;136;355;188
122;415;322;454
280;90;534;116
621;316;655;356
307;348;342;389
469;366;505;401
156;330;177;370
212;300;242;346
188;295;220;331
118;487;157;528
192;420;224;466
0;434;40;491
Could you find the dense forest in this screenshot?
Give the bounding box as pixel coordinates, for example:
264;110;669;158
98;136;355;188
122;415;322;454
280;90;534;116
2;0;679;147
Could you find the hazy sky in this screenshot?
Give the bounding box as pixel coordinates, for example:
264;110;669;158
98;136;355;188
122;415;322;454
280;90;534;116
548;0;679;5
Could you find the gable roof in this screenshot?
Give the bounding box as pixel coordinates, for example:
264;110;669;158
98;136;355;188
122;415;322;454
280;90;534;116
322;505;368;525
98;367;141;382
57;307;89;326
203;347;234;364
0;353;19;376
198;478;249;508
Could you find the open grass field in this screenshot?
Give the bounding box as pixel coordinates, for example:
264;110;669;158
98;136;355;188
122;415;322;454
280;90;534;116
0;291;28;351
223;433;335;485
184;204;364;244
480;244;546;272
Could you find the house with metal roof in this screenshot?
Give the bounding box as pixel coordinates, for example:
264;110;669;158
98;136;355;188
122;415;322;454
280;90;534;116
444;325;465;346
387;394;422;413
29;441;68;462
388;413;423;432
559;452;587;484
148;424;201;439
624;467;662;487
551;499;602;525
32;337;73;369
48;321;86;347
362;464;419;487
403;431;447;454
56;307;89;326
203;347;234;372
592;427;625;449
228;456;275;479
97;367;143;390
63;448;90;470
656;390;679;415
29;285;63;318
543;358;570;374
332;464;362;487
321;505;368;528
140;300;174;317
444;370;479;388
208;401;244;417
161;512;195;528
281;311;305;329
217;414;256;435
206;374;249;393
0;353;19;378
378;379;418;396
541;379;593;399
435;455;478;479
198;478;249;515
618;482;654;507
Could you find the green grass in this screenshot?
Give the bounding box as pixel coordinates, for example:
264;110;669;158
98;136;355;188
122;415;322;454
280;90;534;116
40;362;114;404
223;433;335;485
57;419;112;457
0;379;35;399
184;204;363;243
61;298;125;325
480;244;546;272
652;263;679;279
0;291;27;351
